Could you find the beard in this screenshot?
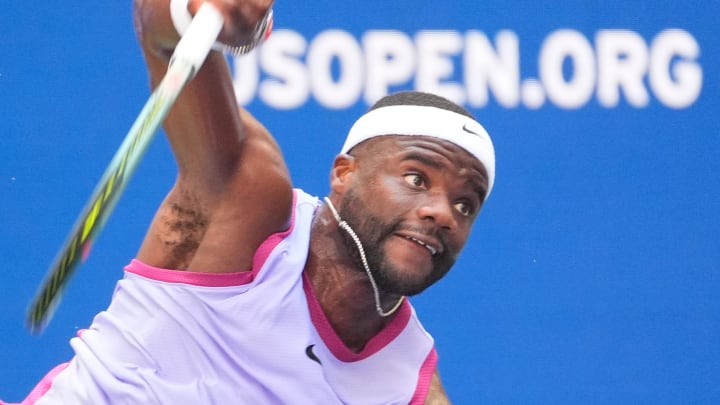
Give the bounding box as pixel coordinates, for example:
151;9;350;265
337;189;455;296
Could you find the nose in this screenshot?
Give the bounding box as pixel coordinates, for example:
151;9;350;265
416;193;455;231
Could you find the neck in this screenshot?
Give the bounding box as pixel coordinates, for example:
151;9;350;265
305;204;402;352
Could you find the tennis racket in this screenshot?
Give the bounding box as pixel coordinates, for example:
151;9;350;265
26;3;224;333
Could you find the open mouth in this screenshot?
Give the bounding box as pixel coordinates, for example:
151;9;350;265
402;235;439;256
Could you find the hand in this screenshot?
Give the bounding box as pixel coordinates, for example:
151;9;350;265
186;0;273;49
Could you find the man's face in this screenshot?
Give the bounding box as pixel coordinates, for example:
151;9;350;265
337;135;489;296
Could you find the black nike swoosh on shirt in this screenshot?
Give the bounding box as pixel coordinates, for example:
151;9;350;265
306;344;322;365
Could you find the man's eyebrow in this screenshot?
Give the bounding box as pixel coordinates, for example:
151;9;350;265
473;183;489;202
399;152;444;169
401;151;488;199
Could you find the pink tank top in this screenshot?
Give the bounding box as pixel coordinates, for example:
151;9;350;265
11;189;437;404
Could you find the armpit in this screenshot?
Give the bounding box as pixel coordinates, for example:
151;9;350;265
146;189;211;270
165;202;207;260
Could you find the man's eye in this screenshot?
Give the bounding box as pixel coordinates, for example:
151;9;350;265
403;173;426;188
454;202;473;217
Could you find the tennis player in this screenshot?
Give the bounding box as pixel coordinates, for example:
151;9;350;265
5;0;495;403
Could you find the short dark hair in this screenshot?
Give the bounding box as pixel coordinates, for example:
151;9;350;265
368;91;476;120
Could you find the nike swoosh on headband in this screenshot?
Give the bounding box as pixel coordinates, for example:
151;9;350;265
462;123;481;136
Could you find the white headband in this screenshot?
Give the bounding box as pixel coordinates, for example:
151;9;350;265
341;105;496;198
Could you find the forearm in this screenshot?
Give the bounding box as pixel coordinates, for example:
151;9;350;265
132;0;292;272
132;0;245;184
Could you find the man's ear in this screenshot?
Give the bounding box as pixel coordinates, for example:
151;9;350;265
330;153;357;194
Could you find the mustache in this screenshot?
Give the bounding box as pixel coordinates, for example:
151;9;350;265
338;199;448;260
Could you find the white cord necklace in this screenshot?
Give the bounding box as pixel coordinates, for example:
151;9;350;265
323;197;404;317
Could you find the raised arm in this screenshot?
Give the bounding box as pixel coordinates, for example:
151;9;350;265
132;0;292;272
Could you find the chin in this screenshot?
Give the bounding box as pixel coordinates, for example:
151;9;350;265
374;263;447;297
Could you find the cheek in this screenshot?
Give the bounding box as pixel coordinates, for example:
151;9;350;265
378;175;417;202
361;175;409;207
450;227;473;256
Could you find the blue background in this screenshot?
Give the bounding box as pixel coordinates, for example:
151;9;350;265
1;1;718;403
